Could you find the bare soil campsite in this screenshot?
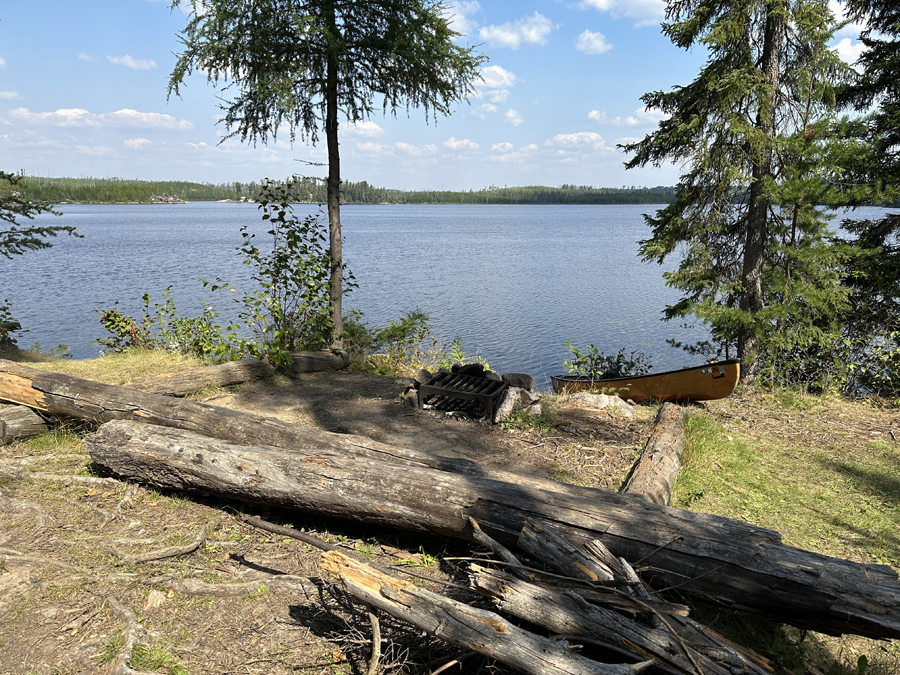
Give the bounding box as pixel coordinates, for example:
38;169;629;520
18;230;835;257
0;346;898;675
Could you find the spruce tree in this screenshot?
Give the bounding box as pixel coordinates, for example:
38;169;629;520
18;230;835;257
624;0;851;381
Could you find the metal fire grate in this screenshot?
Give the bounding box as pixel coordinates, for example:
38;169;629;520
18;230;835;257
417;371;508;420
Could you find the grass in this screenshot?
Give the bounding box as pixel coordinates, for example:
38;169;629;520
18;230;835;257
21;347;205;385
672;388;900;674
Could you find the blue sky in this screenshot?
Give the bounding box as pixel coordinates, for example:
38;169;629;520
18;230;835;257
0;1;865;191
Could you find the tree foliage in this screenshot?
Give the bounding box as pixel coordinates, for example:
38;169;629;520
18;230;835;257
624;0;855;382
168;0;485;345
1;171;78;259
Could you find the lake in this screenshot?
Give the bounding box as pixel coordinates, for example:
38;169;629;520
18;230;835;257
5;201;877;389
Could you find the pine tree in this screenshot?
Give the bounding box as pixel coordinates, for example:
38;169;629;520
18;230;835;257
169;0;485;345
624;0;851;381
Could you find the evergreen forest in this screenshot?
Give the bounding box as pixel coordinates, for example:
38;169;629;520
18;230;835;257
17;175;678;206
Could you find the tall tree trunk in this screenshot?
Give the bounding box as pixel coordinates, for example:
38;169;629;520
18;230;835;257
739;1;785;378
324;1;343;347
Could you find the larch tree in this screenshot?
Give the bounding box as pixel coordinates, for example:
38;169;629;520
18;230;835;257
623;0;851;381
168;0;485;346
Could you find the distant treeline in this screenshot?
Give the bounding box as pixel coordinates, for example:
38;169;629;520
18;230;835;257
20;175;679;206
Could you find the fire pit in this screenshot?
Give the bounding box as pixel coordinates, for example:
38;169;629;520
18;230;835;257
417;371;508;420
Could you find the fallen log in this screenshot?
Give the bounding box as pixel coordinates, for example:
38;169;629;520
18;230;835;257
622;404;686;506
83;419;900;640
320;550;654;675
0;405;49;443
286;350;349;374
127;358;274;397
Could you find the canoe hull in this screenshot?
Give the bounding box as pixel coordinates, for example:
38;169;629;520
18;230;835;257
551;360;741;402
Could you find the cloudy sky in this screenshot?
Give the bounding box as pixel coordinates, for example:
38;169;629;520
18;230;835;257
0;0;865;191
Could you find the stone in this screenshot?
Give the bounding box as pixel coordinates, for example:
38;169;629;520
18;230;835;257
519;389;541;405
569;392;635;418
415;369;433;385
492;387;522;424
455;363;485;378
484;370;502;381
502;373;534;391
405;387;419;408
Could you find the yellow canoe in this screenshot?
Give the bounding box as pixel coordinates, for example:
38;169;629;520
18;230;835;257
551;359;741;402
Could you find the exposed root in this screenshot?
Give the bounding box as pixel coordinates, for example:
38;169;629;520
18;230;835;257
121;523;210;564
106;596;158;675
0;494;47;526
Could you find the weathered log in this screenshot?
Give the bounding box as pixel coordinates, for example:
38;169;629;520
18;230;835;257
127;359;274;397
470;565;765;675
622;404;686;506
83;419;900;640
0;405;49;443
320;550;654;675
286;350;349;374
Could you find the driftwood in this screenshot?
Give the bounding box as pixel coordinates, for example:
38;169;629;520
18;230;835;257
622;404;686;506
0;405;48;443
82;419;900;640
320;550;654;675
127;359;274;396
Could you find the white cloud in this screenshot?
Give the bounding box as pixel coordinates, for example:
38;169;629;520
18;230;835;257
124;138;152;149
833;37;865;65
473;103;499;120
357;141;387;153
579;0;665;28
475;65;517;103
443;136;479;150
0;57;6;68
76;145;115;157
8;107;193;130
78;53;96;62
546;132;609;149
588;106;664;127
0;91;21;100
492;142;514;152
479;12;555;49
829;0;866;38
504;109;524;127
346;120;384;136
107;54;158;71
395;142;438;155
444;1;481;36
575;30;612;55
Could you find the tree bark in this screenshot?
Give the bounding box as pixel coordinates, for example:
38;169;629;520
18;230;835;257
738;1;785;377
320;550;653;675
127;359;274;397
0;404;48;443
83;419;900;641
324;0;344;347
622;403;686;506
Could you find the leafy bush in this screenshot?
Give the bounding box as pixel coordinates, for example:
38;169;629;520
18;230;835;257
203;179;348;364
95;287;223;360
563;339;652;381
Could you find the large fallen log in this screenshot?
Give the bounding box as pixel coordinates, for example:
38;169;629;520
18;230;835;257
83;419;900;640
127;358;274;396
622;403;686;506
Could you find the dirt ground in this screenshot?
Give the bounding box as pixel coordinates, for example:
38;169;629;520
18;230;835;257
0;369;655;675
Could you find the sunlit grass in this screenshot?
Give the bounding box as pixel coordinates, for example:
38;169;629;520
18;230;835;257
24;348;205;385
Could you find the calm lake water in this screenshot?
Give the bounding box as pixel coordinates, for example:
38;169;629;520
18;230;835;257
6;202;884;389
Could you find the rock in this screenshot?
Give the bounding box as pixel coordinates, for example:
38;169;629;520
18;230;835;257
527;403;542;416
455;363;485;378
415;369;433;385
519;389;541;405
144;589;166;609
404;387;419;408
492;387;522;424
569;392;635;418
502;373;534;391
484;370;502;382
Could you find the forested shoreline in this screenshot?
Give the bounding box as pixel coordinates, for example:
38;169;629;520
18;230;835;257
19;175;678;206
